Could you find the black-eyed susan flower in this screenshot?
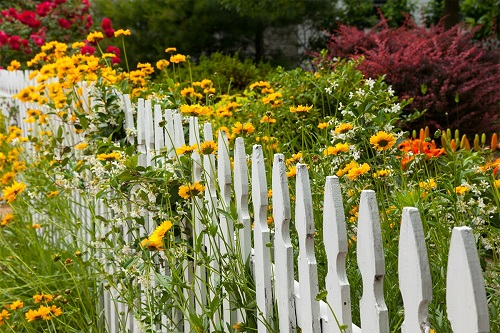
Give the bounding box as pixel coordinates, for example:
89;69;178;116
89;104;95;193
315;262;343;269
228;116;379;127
176;144;198;155
170;54;186;63
232;122;255;136
1;172;16;185
178;182;205;200
1;214;14;227
334;123;353;134
370;131;396;151
260;115;276;123
75;142;88;150
86;31;104;43
33;293;53;304
97;151;122;161
0;309;10;325
8;300;23;310
318;122;328;129
199;141;217;155
3;181;26;203
347;163;371;180
165;47;177;53
372;169;392;178
141;220;173;250
114;29;131;37
323;143;349;156
454;185;469;195
290;105;313;113
156;59;170;70
7;60;21;71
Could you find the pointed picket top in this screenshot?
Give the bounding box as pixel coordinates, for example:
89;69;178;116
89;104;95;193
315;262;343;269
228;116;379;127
153;104;164;151
323;176;352;333
251;145;273;332
164;109;175;158
398;207;432;333
136;98;145;145
234;138;251;261
357;190;388;333
272;154;297;333
446;227;489;333
295;163;320;333
173;113;185;149
123;94;135;145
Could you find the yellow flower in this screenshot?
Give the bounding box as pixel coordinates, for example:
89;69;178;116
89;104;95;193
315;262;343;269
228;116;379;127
47;191;59;198
232;122;255;136
176;144;198;156
3;181;27;203
25;305;51;322
323;143;350;156
370;131;396;151
178;182;205;200
286;152;302;166
318;122;328;129
33;293;53;304
347;163;371;180
1;172;16;185
290;105;313;113
75;142;88;150
334;123;353;134
419;179;437;190
260;115;276;123
97;152;122;161
170;54;186;63
156;59;170;70
142;220;173;250
71;41;85;49
8;300;23;310
372;169;391;178
0;309;10;324
495;179;500;189
165;47;177;53
232;322;243;332
286;165;297;178
454;185;469;195
1;214;14;227
249;81;271;90
7;60;21;71
32;223;41;229
49;305;62;317
114;29;131;37
199;141;217;155
179;104;211;117
86;31;104;43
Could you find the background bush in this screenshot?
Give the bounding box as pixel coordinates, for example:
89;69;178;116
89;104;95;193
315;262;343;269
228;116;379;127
315;18;500;136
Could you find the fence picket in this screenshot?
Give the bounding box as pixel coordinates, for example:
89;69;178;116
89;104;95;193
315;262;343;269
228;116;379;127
234;138;251;262
154;104;164;151
446;227;490;333
295;163;321;332
252;145;274;332
357;190;389;333
323;176;352;333
217;130;235;325
165;109;175;158
272;154;296;333
398;207;432;333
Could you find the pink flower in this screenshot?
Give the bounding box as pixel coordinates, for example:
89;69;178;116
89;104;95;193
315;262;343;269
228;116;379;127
36;2;53;17
101;18;114;38
80;45;95;55
112;56;121;65
106;45;120;56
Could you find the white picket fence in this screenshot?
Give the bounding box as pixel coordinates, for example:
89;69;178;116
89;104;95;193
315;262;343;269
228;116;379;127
0;70;491;333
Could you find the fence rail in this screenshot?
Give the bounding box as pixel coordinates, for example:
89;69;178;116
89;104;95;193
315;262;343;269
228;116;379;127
0;70;491;333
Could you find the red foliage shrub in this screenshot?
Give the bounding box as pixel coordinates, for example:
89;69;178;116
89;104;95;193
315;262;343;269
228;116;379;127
315;17;500;135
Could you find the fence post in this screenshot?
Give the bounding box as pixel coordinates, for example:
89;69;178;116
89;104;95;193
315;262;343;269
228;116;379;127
398;207;432;333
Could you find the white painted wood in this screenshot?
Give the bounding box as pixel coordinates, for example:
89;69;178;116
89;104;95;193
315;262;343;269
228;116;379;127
251;145;273;332
123;95;134;145
295;163;321;333
217;129;235;325
164;109;175;158
153;104;164;151
272;154;297;333
399;207;432;333
136;98;147;167
173;113;185;149
446;227;490;333
323;176;352;333
357;190;389;333
203;123;221;331
234;138;252;262
144;99;154;165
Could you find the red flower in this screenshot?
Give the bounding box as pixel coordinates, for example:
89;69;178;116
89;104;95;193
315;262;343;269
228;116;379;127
58;18;71;29
101;18;115;38
106;45;120;57
9;35;20;50
54;0;67;5
80;45;95;55
112;56;121;65
0;31;8;45
85;15;93;29
36;2;54;17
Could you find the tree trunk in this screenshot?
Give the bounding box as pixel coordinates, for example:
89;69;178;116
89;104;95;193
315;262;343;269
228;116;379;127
444;0;459;30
